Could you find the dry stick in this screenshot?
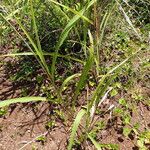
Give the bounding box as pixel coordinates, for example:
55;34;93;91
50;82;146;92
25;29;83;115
19;131;48;150
139;102;148;128
90;87;113;121
116;0;142;41
98;87;113;107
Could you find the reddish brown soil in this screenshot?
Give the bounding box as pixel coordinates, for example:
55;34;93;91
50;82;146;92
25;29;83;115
0;103;68;150
99;103;150;150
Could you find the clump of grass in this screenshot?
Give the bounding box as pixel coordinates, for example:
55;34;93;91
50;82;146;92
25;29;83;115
0;0;149;149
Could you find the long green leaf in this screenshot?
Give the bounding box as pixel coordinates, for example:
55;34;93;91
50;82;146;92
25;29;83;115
68;109;86;150
1;13;50;80
88;134;102;150
51;0;97;80
73;30;94;105
59;73;81;93
0;52;84;63
30;0;42;52
0;13;36;56
29;0;52;80
48;0;93;24
0;97;47;108
88;135;119;150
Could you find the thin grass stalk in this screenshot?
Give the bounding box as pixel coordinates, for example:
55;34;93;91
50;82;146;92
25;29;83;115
93;1;116;76
94;0;100;76
29;0;53;81
30;0;63;102
73;30;94;107
82;0;91;58
98;1;117;58
0;13;42;68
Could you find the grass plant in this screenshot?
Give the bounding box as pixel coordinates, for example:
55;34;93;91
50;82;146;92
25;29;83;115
0;0;149;149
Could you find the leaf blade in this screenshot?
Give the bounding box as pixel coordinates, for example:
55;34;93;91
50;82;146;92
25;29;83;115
68;109;86;150
0;97;47;108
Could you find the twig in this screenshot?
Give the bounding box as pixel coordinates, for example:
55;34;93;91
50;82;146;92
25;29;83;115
19;131;48;150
